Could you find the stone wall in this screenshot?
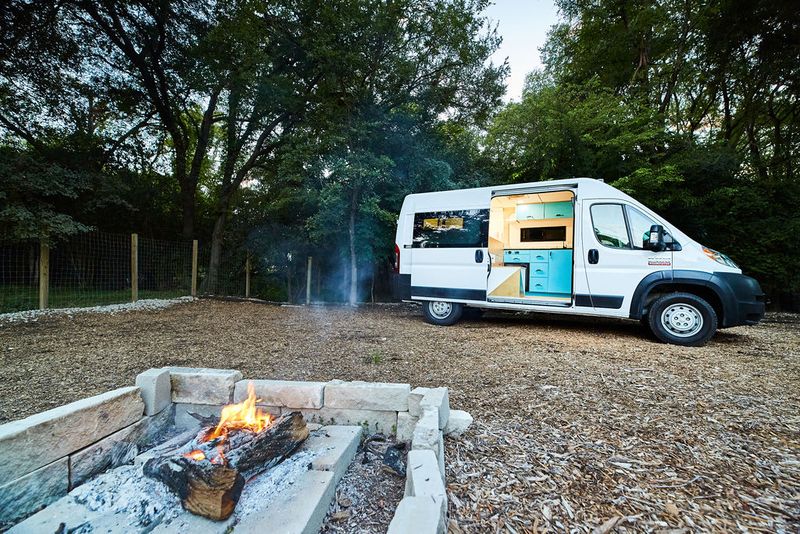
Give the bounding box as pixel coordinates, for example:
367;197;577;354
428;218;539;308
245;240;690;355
0;367;473;532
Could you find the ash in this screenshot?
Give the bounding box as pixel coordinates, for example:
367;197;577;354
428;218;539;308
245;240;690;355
232;449;317;524
71;463;182;530
320;437;405;534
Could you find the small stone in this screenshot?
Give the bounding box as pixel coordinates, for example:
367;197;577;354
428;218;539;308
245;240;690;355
338;497;352;508
332;510;350;521
665;502;680;517
444;410;473;437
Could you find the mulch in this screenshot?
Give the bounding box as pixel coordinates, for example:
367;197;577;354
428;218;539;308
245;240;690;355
1;300;798;532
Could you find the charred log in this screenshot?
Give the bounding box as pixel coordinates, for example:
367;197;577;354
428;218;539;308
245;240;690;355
143;411;309;520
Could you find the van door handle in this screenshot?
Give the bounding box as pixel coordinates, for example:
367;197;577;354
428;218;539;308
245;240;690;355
475;250;484;263
588;249;599;264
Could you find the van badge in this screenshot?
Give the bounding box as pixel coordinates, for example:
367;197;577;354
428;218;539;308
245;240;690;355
648;257;671;266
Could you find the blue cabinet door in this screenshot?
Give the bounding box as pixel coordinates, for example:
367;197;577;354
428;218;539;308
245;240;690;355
544;201;573;219
515;204;545;220
547;250;573;294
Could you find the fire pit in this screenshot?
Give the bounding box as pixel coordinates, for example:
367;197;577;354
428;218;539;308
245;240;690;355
0;368;473;533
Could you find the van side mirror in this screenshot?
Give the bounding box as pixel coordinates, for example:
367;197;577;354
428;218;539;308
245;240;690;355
646;224;665;252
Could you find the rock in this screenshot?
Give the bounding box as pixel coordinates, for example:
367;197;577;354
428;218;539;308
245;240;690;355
396;412;418;443
387;496;445;534
291;407;398;436
408;387;430;417
135;368;171;416
383;443;406;477
411;407;440;454
234;379;325;409
0;457;69;525
0;387;144;481
324;381;410;411
419;388;449;430
443;410;473;437
167;367;242;404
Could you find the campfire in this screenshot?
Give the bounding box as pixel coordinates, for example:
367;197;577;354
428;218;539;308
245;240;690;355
144;382;309;520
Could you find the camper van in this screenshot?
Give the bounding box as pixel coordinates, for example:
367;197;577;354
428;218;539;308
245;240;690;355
391;178;765;346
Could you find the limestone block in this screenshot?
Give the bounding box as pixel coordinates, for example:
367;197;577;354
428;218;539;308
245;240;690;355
387;496;445;534
444;409;473;437
406;450;445;499
302;425;361;485
408;387;430;417
420;388;449;430
135;368;171;416
234;379;325;409
411;407;440;453
69;407;174;489
0;387;143;480
396;412;418;443
0;457;69;525
324;380;410;411
167;367;242;404
290;407;397;436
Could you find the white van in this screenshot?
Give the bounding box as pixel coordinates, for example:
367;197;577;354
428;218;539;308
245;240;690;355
391;178;765;346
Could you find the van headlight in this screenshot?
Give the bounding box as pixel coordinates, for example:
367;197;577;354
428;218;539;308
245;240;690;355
702;247;738;268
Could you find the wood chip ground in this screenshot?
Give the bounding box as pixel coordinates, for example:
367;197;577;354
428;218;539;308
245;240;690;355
1;300;797;532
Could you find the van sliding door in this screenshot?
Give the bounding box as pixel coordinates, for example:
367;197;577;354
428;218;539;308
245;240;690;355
409;209;489;302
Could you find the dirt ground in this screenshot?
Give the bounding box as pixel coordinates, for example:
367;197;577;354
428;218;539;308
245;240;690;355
1;299;798;532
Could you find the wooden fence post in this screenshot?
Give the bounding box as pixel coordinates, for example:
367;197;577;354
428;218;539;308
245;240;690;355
131;233;138;302
38;241;49;310
245;253;251;298
306;256;312;304
191;240;198;297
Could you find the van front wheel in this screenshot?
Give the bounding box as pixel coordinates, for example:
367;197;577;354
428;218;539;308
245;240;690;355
648;292;717;346
423;300;463;326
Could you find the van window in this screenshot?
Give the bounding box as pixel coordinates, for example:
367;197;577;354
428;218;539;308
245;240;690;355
412;209;489;248
626;206;658;249
590;204;630;249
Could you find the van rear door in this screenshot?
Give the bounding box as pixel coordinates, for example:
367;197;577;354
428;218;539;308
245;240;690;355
409;209;489;302
582;201;673;315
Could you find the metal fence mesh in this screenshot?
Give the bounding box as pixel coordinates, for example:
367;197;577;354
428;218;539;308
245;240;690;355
0;232;196;313
0;241;40;312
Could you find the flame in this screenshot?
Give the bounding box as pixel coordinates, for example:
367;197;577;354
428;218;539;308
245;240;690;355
206;382;273;441
184;450;206;461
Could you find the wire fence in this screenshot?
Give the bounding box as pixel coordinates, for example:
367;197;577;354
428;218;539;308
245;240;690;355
0;232;195;313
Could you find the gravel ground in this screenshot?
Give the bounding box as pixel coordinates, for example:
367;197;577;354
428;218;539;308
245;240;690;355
1;299;798;532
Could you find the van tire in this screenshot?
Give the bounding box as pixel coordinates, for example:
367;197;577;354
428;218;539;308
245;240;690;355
647;292;717;346
423;301;463;326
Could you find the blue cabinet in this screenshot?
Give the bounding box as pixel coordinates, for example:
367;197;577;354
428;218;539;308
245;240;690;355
503;248;573;297
544;201;573;219
547;250;573;294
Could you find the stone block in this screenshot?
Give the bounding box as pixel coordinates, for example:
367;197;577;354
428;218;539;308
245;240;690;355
411;407;440;454
387;496;445;534
302;425;361;485
324;380;410;411
408;387;430;417
406;450;445;500
235;379;325;409
437;431;445;479
135;368;171;416
0;457;69;525
235;469;336;534
0;387;143;480
396;412;418;443
69;407;175;489
167;367;242;404
420;388;449;430
444;410;473;437
290;407;398;436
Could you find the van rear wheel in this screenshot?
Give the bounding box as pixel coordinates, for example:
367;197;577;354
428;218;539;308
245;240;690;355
423;300;463;326
648;292;717;346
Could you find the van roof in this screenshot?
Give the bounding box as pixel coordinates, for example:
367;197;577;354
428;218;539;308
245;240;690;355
404;177;624;205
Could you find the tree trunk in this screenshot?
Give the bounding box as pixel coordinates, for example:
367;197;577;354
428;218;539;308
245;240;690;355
205;211;227;294
348;191;358;306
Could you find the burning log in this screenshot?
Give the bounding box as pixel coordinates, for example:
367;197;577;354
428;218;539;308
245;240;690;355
143;384;309;521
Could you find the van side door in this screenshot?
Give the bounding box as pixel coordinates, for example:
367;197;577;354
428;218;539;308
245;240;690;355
582;201;673;316
409;209;489;301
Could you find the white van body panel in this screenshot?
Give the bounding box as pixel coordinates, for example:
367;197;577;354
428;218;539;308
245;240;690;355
393;177;749;322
